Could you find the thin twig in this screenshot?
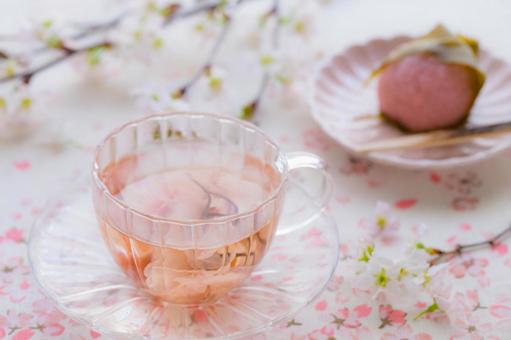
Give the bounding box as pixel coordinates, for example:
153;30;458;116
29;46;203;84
163;0;257;26
240;0;280;120
0;41;112;84
429;223;511;266
71;10;130;40
173;1;241;97
2;11;128;61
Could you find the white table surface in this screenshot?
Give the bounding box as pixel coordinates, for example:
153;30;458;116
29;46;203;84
2;0;511;339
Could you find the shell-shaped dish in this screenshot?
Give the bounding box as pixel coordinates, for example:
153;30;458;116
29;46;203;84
310;36;511;169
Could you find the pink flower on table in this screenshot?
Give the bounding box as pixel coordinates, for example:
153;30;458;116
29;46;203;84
339;157;372;176
489;304;511;319
3;228;20;243
0;310;33;338
378;304;407;328
302;128;334;152
32;298;66;324
31;322;64;337
448;255;488;279
3;227;24;243
300;227;329;248
444;171;482;196
381;325;432;340
450;313;497;340
451;197;479;211
331;304;372;329
11;328;35;340
0;256;30;285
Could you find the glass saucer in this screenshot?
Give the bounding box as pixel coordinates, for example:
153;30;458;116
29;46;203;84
28;180;339;339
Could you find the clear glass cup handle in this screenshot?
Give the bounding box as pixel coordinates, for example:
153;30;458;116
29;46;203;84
277;152;333;235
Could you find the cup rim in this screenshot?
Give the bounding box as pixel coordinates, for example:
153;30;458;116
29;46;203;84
92;111;288;226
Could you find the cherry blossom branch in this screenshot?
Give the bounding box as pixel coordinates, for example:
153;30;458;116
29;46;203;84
429;223;511;266
0;1;241;85
0;41;112;84
240;0;280;120
162;0;257;26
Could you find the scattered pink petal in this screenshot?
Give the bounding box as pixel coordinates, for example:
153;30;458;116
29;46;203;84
415;301;427;309
315;300;327;311
447;235;457;245
490;304;511;318
5;227;24;242
19;280;30;290
336;195;351;205
337;307;349;319
302;128;333;151
90;330;101;338
13;160;31;171
12;212;23;220
251;275;263;282
414;334;433;340
320;325;334;337
302;227;322;239
31;207;42;216
459;223;472;232
394;199;417;209
9;295;26;303
430;171;441;183
354;304;372;318
339;244;350;256
43;323;65;336
192;310;209;323
278;135;289;144
367;179;381;188
344;319;362;328
492;242;508;256
449;264;465;278
0;328;5;338
466;289;479;305
12;328;34;340
387;309;407;325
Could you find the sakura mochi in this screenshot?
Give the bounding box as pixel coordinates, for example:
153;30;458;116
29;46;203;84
375;26;485;133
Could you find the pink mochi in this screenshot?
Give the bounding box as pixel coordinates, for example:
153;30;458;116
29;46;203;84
378;53;481;132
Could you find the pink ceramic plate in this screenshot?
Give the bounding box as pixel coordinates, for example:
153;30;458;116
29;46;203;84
310;36;511;169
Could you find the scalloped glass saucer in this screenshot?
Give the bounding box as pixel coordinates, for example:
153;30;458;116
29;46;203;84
28;180;339;339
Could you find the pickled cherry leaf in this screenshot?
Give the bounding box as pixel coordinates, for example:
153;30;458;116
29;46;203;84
369;24;485;91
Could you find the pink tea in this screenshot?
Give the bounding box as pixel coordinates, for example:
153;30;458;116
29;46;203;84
97;141;282;304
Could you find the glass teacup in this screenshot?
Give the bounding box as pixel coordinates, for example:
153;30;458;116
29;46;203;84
92;112;331;305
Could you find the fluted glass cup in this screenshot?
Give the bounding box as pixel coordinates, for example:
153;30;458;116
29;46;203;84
92;112;331;305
